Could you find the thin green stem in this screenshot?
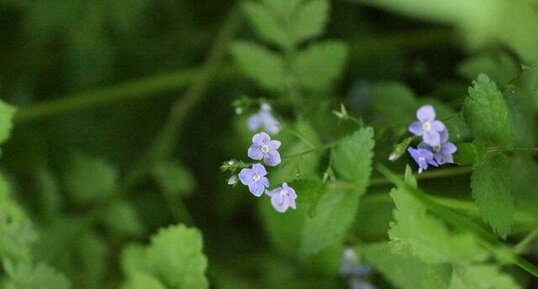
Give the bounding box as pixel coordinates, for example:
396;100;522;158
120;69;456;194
370;165;473;187
282;142;337;159
514;228;538;254
488;147;538;154
284;128;316;148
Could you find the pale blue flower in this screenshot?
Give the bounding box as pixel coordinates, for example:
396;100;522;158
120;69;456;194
247;132;281;167
265;183;297;213
408;147;438;173
408;105;446;146
247;103;280;135
238;163;269;197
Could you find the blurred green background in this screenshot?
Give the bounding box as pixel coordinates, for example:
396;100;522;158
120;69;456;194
1;0;537;288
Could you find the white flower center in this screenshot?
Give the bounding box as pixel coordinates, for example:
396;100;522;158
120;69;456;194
253;174;260;182
422;121;432;131
261;144;269;153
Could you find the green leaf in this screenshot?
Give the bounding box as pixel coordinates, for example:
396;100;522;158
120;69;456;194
0;99;16;146
288;0;330;45
471;152;514;237
0;175;37;261
146;224;208;289
64;152;118;205
99;201;143;236
362;243;451;289
301;182;361;254
458;52;519;87
3;261;71;289
389;179;485;264
331;127;375;185
241;2;289;48
121;274;167;289
463;74;514;147
292;41;348;91
152;160;194;196
450;264;521;289
452;143;476;166
231;41;287;91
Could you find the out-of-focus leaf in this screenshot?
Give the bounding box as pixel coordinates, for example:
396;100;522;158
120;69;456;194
152;160;194;196
3;261;71;289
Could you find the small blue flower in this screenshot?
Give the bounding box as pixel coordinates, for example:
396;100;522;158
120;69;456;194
247;103;280;135
418;130;457;165
266;183;297;213
248;132;281;167
408;105;446;146
238;163;269;197
407;147;438;173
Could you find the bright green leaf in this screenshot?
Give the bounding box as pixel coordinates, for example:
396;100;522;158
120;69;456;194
231;41;287;91
4;261;71;289
450;264;521;289
301;182;361;254
146;224;208;289
389;180;486;263
471;152;514;237
292;41;348;91
331;127;375;185
362;243;451;289
463;74;514;147
121;274;167;289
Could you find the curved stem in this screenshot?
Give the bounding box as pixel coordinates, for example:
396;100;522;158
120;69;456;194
488;147;538;154
370;165;473;187
282;142;336;159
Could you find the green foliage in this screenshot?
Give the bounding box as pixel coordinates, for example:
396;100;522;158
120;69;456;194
99;201;143;236
471;152;514;237
301;182;362;254
287;0;330;45
292;41;348;92
362;243;452;289
121;274;167;289
121;224;208;289
63;152;118;205
450;264;521;289
0;100;16;147
0;176;37;261
3;261;71;289
331;127;374;184
231;41;287;91
464;74;514;147
152;160;195;196
368;82;417;128
300;127;374;254
388;180;485;264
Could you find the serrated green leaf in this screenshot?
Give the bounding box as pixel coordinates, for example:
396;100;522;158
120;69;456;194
0;99;16;146
471;152;514;237
450;264;521;289
301;182;361;254
362;243;451;289
288;0;329;44
152;160;194;196
331;127;375;184
463;74;514;147
4;261;71;289
452;143;476;166
100;201;143;236
64;152;118;205
146;224;208;289
121;273;167;289
241;2;289;48
231;41;287;91
389;181;485;264
292;41;348;91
